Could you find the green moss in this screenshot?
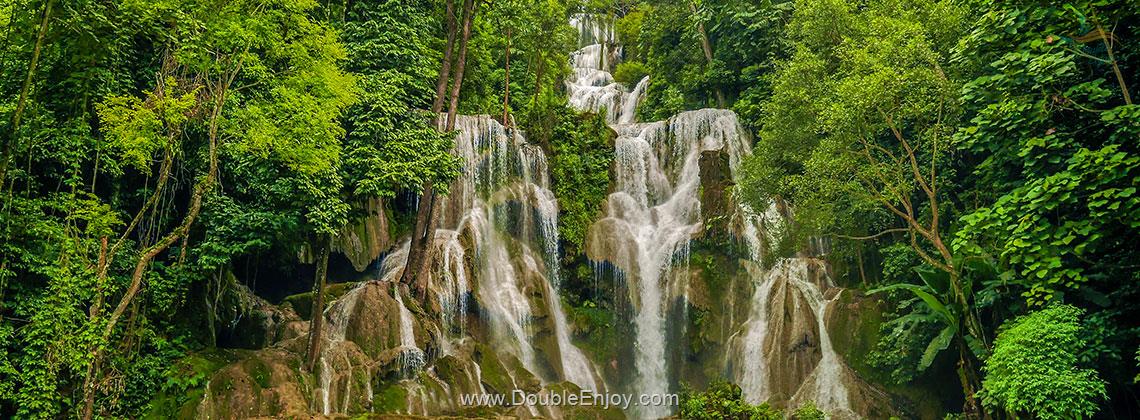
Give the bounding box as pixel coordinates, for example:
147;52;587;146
142;351;236;419
689;246;740;302
246;358;272;389
567;300;617;364
282;292;313;320
282;281;359;320
475;344;515;395
520;97;615;253
687;308;710;354
370;382;408;413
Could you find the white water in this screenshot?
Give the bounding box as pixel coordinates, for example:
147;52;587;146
393;286;426;377
569;13;857;418
314;279;365;415
434;114;602;392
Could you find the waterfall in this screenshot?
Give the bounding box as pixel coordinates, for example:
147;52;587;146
436;114;602;392
314;280;365;415
569;13;857;418
393;287;426;377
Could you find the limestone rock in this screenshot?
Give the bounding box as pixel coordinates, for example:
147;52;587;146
332;197;394;272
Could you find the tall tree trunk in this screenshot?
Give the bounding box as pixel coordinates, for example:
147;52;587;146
403;0;460;290
431;0;459;116
1;0;54;194
81;55;234;419
532;54;546;106
502;26;511;127
401;180;436;289
304;236;331;372
81;155;213;420
403;0;476;294
446;0;476;131
689;2;725;108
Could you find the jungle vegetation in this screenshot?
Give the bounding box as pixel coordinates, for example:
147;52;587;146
1;0;1137;418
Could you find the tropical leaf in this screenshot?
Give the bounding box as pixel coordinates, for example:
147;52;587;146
920;324;957;371
869;283;958;329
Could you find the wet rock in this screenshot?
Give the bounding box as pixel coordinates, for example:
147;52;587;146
584;216;639;278
214;275;302;350
764;275;825;401
698;149;734;240
341;282;402;360
331;197;395;272
196;348;309;419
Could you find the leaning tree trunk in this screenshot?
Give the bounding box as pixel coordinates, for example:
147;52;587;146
1;0;54;195
689;2;725;108
502;26;511;127
445;0;476;131
304;235;331;372
402;0;460;290
431;0;458;116
403;0;477;295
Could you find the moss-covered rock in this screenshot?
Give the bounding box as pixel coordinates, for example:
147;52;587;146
195;348;310;419
332;197;395;272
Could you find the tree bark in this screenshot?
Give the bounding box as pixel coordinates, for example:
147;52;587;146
689;2;725;108
80;51;235;419
401;180;436;289
431;0;459;116
502;26;511;127
446;0;476;131
532;56;546;106
403;0;476;294
1;0;54;193
304;236;331;372
402;0;461;290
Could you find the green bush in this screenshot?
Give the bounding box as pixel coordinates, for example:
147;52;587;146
521;94;614;253
979;305;1106;419
613;61;650;86
792;401;825;420
679;380;781;420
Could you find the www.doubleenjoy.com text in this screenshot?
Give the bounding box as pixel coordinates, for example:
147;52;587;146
459;390;678;410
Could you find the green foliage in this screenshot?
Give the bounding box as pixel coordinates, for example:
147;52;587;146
567;299;617;362
522;94;614;251
340;0;461;200
613;61;650;86
679;380;782;420
739;0;966;240
792;401;825;420
951;0;1140;306
627;0;791;120
980;305;1107;419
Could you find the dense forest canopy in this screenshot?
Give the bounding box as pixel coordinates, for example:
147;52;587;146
0;0;1137;418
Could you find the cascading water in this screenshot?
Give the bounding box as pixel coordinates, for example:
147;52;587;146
569;13;858;418
433;114;602;393
307;113;603;416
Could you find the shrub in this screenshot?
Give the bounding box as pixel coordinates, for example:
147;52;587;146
679;380;781;420
979;304;1106;419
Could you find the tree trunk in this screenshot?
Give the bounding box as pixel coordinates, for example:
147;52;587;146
1;0;54;192
446;0;476;131
304;236;331;372
533;57;546;105
404;0;476;294
431;0;458;116
402;0;460;289
502;26;511;127
401;180;436;289
689;2;725;108
81;163;212;420
81;58;230;419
